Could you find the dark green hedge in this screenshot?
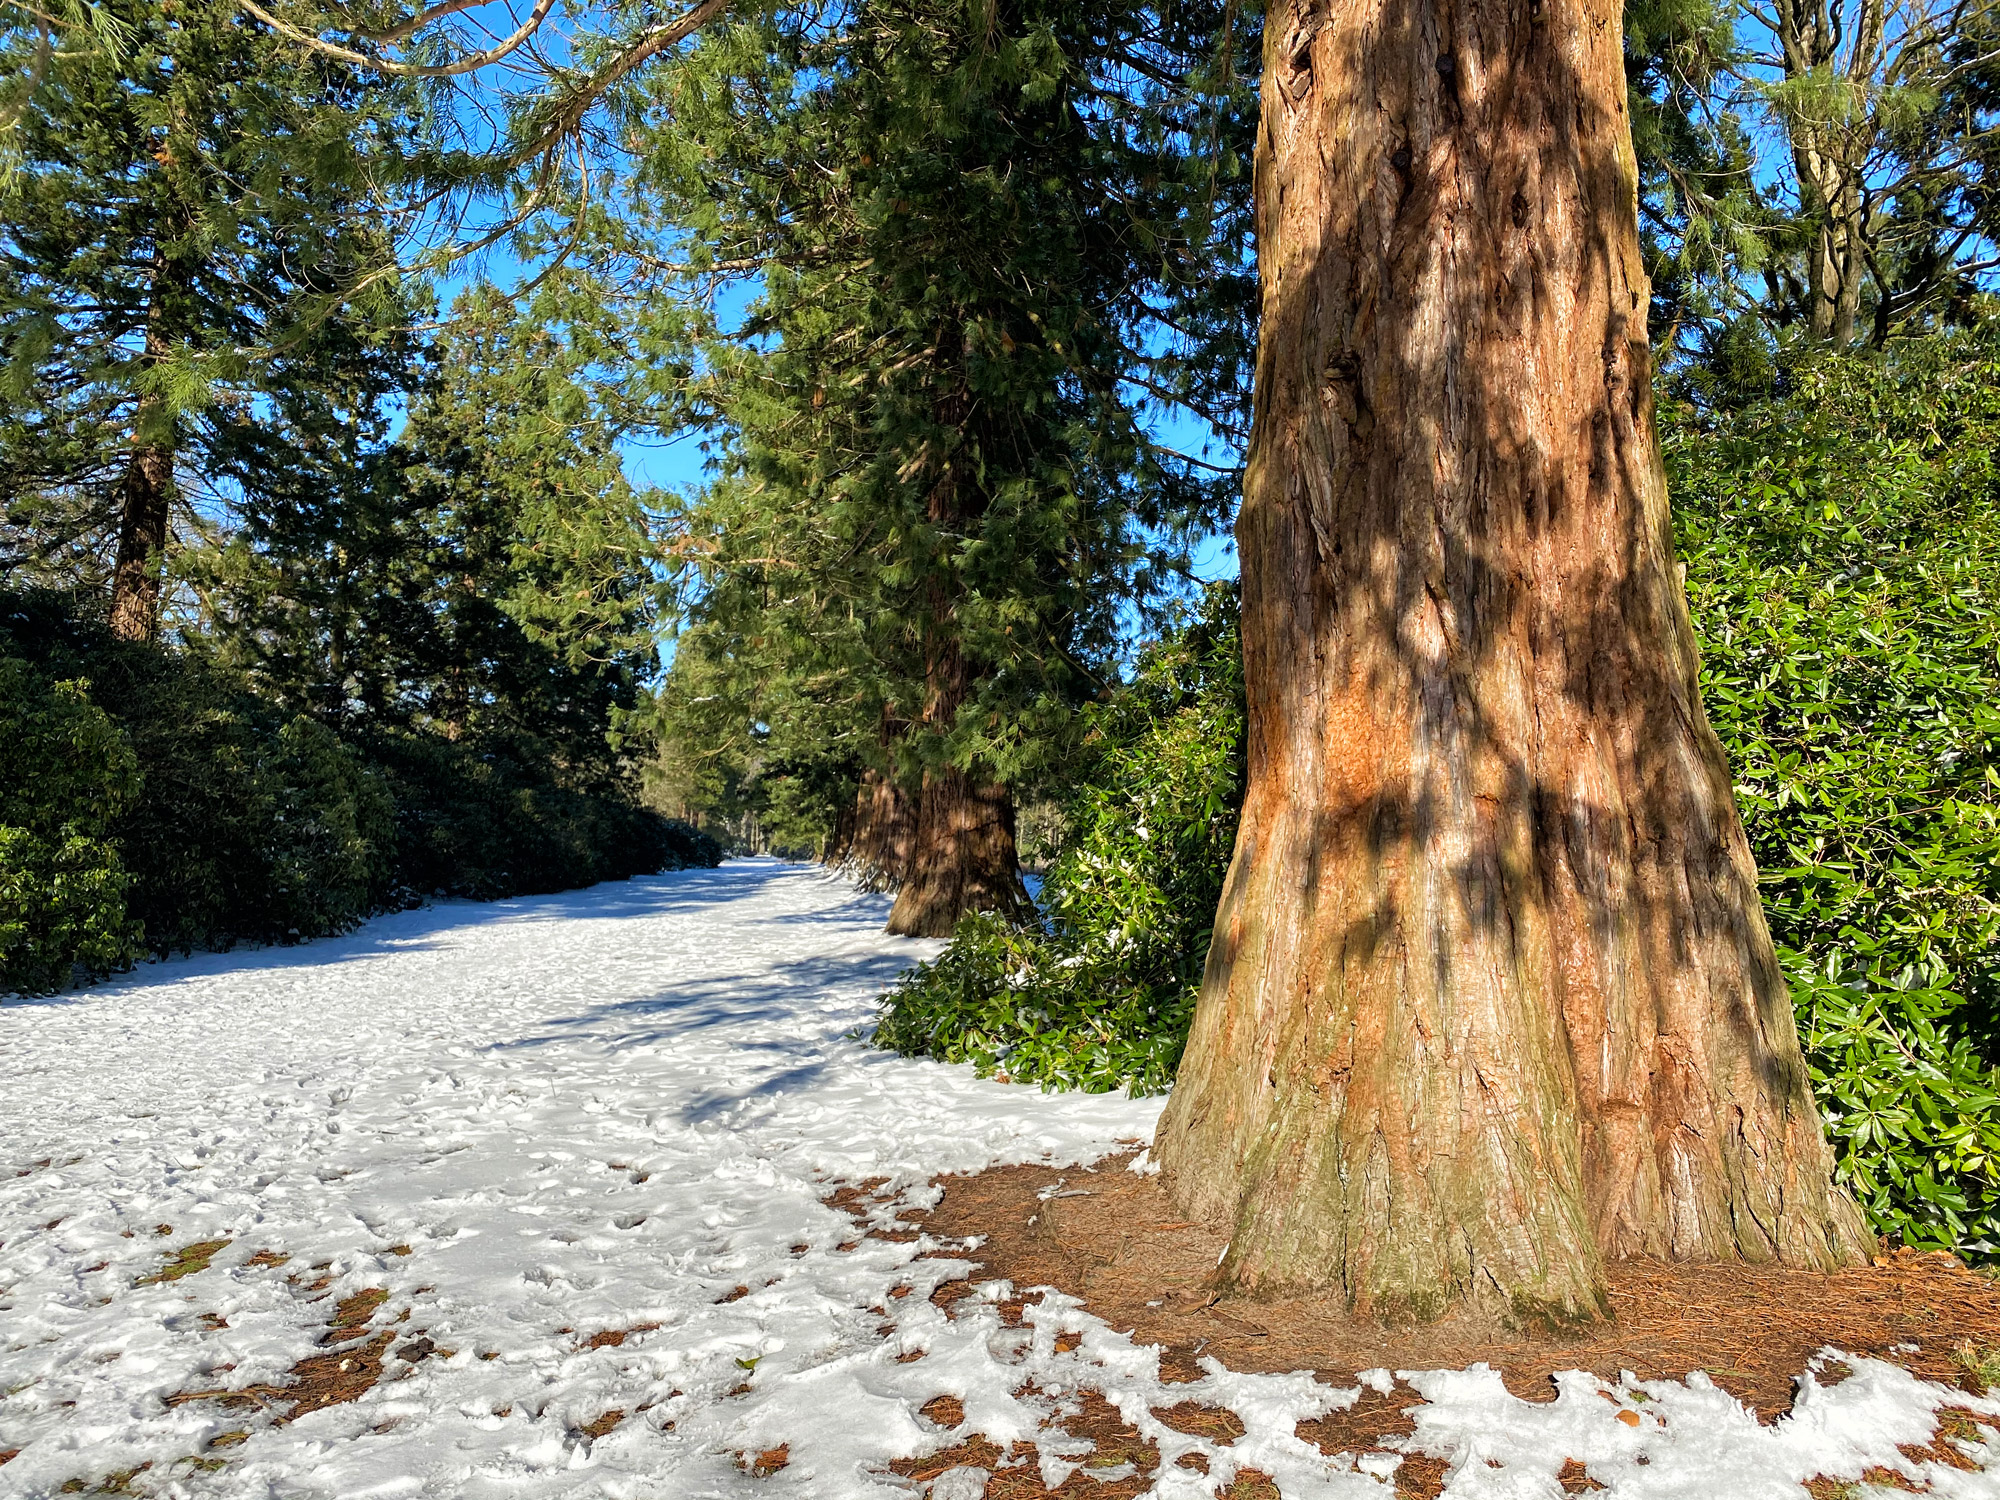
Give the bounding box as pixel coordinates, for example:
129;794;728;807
0;590;721;994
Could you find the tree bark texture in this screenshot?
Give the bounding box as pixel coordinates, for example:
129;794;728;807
107;432;174;643
824;796;859;868
841;767;916;893
884;621;1027;935
1154;0;1872;1323
883;361;1028;937
108;267;176;644
885;767;1026;937
1772;0;1884;348
108;242;179;644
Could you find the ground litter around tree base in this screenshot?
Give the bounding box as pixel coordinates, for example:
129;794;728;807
899;1153;2000;1419
842;1153;2000;1497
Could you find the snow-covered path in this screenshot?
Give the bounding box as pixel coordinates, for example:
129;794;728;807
1;860;1996;1499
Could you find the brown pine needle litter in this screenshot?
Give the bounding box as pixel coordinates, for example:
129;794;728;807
823;1152;2000;1498
897;1154;2000;1422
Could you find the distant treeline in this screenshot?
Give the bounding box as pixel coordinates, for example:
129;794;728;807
1;590;720;995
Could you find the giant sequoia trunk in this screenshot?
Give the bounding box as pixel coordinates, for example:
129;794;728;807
883;367;1029;938
824;798;859;868
842;767;917;893
1154;0;1872;1323
886;766;1025;936
883;621;1027;936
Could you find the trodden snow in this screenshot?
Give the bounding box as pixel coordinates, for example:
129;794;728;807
1;859;1996;1499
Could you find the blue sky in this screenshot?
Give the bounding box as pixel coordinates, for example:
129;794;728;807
616;398;1241;586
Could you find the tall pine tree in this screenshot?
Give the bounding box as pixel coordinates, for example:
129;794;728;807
197;285;665;774
642;0;1257;933
0;0;421;639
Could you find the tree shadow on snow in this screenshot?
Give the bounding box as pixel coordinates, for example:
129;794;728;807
482;944;923;1123
489;946;916;1051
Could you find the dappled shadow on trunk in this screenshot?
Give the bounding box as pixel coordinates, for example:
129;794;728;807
886;771;1030;937
826;768;917;894
1155;0;1870;1323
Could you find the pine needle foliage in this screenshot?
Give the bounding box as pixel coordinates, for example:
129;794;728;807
1;284;718;992
197;287;664;752
638;0;1258;827
0;0;422;596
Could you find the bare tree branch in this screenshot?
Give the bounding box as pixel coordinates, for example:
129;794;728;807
237;0;561;77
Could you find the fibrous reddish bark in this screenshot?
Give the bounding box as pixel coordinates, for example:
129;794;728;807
1155;0;1871;1322
823;797;858;868
882;364;1028;938
882;642;1025;937
839;767;916;893
885;767;1026;937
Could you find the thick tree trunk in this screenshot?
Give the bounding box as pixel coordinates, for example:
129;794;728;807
844;767;916;892
883;624;1026;934
1777;0;1883;350
882;359;1028;937
885;767;1026;937
824;795;859;867
1802;174;1862;349
1833;182;1863;349
1154;0;1872;1324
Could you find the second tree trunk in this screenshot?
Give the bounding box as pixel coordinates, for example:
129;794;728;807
842;768;916;893
885;767;1026;937
107;438;173;643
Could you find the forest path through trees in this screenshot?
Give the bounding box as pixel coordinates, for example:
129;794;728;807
0;862;1994;1497
0;862;1150;1494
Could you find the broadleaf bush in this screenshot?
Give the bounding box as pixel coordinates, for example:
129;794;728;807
0;659;142;992
1668;330;2000;1256
877;583;1243;1093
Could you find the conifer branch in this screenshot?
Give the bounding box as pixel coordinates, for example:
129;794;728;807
236;0;561;77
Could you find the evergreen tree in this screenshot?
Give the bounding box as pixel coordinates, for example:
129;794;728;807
646;607;885;861
1156;0;1867;1322
199;286;666;781
0;0;421;639
1623;0;2000;362
641;0;1257;934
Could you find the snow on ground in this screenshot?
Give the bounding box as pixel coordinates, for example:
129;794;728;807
0;858;1995;1499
